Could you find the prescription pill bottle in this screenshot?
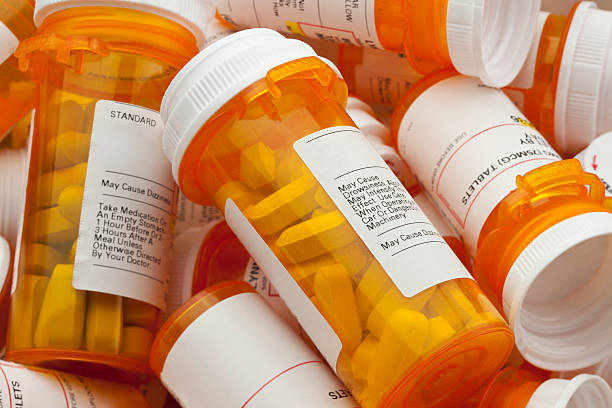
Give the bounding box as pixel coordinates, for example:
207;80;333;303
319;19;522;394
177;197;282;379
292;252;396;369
505;2;612;156
0;0;36;142
393;72;612;371
474;367;612;408
575;131;612;196
0;148;27;248
171;221;301;333
0;359;150;406
216;0;540;87
173;191;222;236
161;29;513;408
6;0;212;382
151;280;358;408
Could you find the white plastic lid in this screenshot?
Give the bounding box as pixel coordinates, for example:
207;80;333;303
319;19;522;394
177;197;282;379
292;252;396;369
503;211;612;371
554;2;612;156
346;96;391;144
0;149;27;249
161;28;339;182
446;0;542;87
33;0;214;46
166;223;220;316
528;375;612;407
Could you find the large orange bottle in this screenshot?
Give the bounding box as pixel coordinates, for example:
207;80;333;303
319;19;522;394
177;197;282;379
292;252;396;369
7;0;212;383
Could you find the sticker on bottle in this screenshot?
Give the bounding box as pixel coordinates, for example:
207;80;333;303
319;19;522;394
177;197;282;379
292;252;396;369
0;22;18;65
293;126;472;298
225;199;343;369
218;0;382;49
575;132;612;195
174;191;223;235
74;101;174;309
161;292;357;408
397;76;562;255
354;49;423;106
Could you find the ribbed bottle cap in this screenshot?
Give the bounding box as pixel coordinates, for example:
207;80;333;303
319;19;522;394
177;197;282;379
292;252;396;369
503;212;612;371
161;28;338;182
446;0;541;87
33;0;214;46
529;375;612;407
555;2;612;156
0;149;27;248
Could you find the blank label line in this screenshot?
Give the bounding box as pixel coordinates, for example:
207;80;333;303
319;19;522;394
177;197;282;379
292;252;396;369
335;166;390;180
93;264;163;284
391;240;445;256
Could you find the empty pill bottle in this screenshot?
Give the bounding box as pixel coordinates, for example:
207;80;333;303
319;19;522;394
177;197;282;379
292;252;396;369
393;71;612;371
0;359;150;407
472;367;612;408
0;0;36;142
215;0;540;87
0;148;27;248
5;0;212;382
151;280;359;408
160;28;513;408
574;131;612;197
505;2;612;157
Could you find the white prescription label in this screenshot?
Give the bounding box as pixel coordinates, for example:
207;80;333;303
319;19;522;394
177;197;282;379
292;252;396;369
354;49;423;106
0;361;140;407
173;191;223;235
294;126;472;298
161;292;357;408
74;101;174;309
218;0;382;49
575;133;612;195
225;199;343;369
0;22;18;65
397;76;562;256
243;258;301;333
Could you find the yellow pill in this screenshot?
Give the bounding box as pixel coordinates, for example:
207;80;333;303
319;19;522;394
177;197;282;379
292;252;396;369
352;334;379;380
46;132;91;169
311;208;328;219
466;312;499;329
24;243;65;275
367;287;435;338
37;162;87;208
29;207;78;244
424;316;456;353
9;274;49;349
214;181;262;212
69;240;77;262
240;142;276;189
439;283;478;322
58;185;84;224
314;264;362;352
356;262;393;325
314;188;336;210
245;173;318;236
85;292;123;354
124;298;159;330
274;150;306;188
276;210;357;264
227;118;264;150
427;284;478;331
368;310;428;389
287;254;336;296
121;326;154;361
331;239;369;278
34;264;86;349
47;100;86;134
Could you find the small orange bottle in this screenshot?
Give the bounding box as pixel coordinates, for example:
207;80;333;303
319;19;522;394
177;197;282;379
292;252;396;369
393;72;612;372
7;0;212;382
505;1;612;156
0;0;36;141
161;29;513;408
216;0;540;87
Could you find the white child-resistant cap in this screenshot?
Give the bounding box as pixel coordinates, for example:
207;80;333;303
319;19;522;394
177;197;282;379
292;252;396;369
446;0;542;87
555;2;612;156
528;375;612;407
503;211;612;371
0;149;27;249
33;0;214;46
161;28;341;181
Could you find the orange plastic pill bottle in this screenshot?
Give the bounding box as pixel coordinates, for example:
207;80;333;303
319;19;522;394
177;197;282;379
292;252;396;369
505;2;612;156
151;281;359;408
0;0;36;141
216;0;540;87
393;72;612;371
161;28;513;408
170;221;301;332
574;131;612;197
6;0;212;382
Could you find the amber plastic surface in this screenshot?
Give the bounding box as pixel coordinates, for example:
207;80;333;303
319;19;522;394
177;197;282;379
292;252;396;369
0;0;36;140
475;367;546;408
175;57;513;408
6;7;198;383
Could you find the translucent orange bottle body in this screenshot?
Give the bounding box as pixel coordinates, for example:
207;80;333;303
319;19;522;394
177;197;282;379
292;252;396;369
177;57;512;408
0;0;36;140
7;7;198;383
